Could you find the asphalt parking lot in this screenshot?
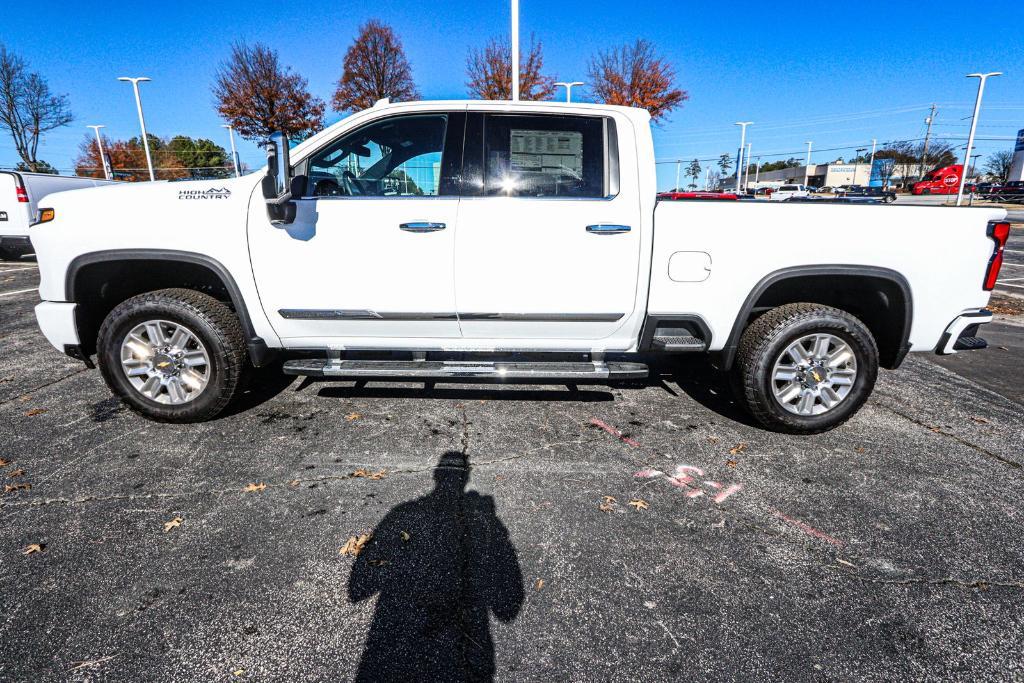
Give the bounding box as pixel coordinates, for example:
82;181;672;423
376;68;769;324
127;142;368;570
1;247;1023;681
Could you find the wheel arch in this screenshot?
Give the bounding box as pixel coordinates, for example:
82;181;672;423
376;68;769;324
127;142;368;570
65;249;274;367
720;265;913;371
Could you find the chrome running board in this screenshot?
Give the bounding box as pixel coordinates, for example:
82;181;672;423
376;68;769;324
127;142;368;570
282;359;648;381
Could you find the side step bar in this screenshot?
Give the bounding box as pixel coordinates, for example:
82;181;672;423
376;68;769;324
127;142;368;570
650;335;706;352
282;359;648;381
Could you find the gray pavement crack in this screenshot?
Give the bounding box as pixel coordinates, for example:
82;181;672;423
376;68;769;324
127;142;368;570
878;401;1022;470
0;367;89;407
838;572;1024;591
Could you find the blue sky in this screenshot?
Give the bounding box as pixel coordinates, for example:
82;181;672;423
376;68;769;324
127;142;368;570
2;0;1023;189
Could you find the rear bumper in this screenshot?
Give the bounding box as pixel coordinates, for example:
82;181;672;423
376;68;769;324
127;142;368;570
0;235;32;257
35;301;80;352
935;310;993;355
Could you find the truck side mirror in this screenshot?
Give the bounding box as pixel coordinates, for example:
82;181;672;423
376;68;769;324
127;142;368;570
263;132;297;225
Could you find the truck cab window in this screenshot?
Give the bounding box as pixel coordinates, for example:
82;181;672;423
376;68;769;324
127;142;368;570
482;114;607;198
307;115;448;197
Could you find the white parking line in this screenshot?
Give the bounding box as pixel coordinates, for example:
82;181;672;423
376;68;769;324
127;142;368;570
0;288;36;298
1005;249;1024;255
1000;277;1024;282
0;266;38;272
997;282;1024;290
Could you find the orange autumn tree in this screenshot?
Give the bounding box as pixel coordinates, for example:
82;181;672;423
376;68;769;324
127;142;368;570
333;20;419;112
588;40;686;123
466;34;555;101
213;42;324;142
73;133;189;181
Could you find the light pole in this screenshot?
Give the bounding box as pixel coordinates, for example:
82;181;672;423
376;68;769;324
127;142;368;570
804;141;813;186
754;157;761;186
554;81;584;103
734;121;752;192
86;125;111;180
510;0;520;101
222;124;241;178
744;143;752;189
675;160;681;192
956;71;1002;206
118;76;155;181
869;138;877;185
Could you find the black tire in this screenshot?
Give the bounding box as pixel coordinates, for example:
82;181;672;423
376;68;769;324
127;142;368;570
97;288;248;422
733;303;879;434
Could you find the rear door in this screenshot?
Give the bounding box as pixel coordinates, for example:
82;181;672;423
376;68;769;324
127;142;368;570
453;112;641;341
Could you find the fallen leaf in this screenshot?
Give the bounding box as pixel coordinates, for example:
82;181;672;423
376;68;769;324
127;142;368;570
25;408;47;417
707;437;719;443
728;442;747;456
339;534;372;557
726;460;737;468
163;517;183;533
400;531;411;542
22;543;44;555
345;412;361;421
534;578;544;591
18;395;30;402
243;482;267;493
232;669;245;677
602;495;617;503
0;458;9;466
836;559;857;568
970;416;990;424
288;479;300;487
9;468;26;478
598;497;616;513
352;468;387;480
368;559;389;567
854;447;866;454
998;346;1009;351
629;499;649;511
4;483;31;493
930;426;943;433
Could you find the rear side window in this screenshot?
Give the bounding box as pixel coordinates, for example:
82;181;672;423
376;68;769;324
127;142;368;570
481;114;609;198
780;185;797;191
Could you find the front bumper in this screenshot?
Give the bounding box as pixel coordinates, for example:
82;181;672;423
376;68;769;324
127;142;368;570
35;301;80;352
936;310;993;355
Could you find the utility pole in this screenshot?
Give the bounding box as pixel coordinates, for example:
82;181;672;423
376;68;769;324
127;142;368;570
869;138;877;185
675;160;681;192
117;76;155;181
956;72;1002;206
704;167;710;191
554;81;584;102
734;121;752;192
744;143;752;189
920;103;937;179
754;157;761;186
222;124;240;178
510;0;520;101
804;141;813;186
86;125;111;180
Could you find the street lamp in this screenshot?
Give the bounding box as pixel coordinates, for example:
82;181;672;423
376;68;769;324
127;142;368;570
222;124;241;178
956;71;1002;206
744;143;752;189
510;0;519;101
734;121;752;192
754;156;761;186
117;76;155;181
554;81;584;103
86;125;111;180
804;141;813;186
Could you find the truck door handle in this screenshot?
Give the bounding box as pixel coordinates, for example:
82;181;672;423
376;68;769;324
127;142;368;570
400;222;446;232
586;224;631;234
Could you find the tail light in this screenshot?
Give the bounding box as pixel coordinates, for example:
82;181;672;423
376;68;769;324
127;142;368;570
15;186;28;203
983;221;1010;291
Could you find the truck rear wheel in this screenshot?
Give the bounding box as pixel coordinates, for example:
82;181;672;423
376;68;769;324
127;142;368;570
97;288;248;423
733;303;878;434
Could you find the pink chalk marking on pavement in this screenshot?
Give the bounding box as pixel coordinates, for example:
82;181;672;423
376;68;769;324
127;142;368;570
634;469;663;479
773;510;845;548
667;477;690;489
590;418;641;448
712;484;742;504
704;481;723;490
686;489;705;499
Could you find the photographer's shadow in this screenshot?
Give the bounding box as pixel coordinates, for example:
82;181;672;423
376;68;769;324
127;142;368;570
348;452;524;681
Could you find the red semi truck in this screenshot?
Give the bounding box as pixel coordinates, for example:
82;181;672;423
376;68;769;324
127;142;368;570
912;165;963;195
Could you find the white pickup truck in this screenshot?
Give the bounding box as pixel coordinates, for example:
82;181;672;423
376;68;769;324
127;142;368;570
28;100;1010;433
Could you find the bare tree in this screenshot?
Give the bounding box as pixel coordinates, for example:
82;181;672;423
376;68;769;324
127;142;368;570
466;34;556;101
333;20;419;113
0;44;72;172
984;150;1014;182
874;141;916;188
213;42;325;142
587;40;686;123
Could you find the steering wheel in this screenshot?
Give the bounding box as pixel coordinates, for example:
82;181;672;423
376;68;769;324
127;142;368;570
342;170;365;196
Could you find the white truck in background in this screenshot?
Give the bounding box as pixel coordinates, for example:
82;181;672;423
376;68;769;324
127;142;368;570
26;100;1010;433
0;171;115;260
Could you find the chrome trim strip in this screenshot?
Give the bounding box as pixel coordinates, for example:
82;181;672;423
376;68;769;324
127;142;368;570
586;224;631;234
278;311;623;322
399;221;446;232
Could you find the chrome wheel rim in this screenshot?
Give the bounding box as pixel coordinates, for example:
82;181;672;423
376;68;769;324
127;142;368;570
119;320;211;405
771;333;857;416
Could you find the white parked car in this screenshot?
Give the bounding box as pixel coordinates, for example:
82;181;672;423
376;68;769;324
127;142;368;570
0;171;115;259
769;184;812;201
28;100;1009;433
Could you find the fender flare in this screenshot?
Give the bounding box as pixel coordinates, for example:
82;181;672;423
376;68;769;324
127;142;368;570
65;249;275;367
719;264;913;370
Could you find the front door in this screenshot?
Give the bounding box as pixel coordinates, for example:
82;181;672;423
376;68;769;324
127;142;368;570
248;112;464;344
454;112;641;341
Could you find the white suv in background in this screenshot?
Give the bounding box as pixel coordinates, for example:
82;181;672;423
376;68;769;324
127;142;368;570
769;184;811;201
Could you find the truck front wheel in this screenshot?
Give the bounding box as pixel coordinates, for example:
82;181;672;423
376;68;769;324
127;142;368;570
734;303;879;434
97;288;248;422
